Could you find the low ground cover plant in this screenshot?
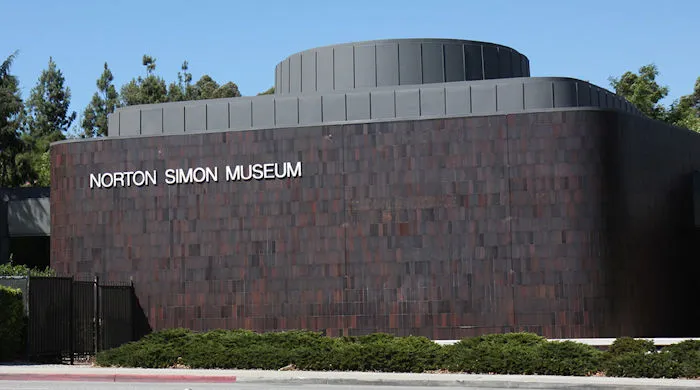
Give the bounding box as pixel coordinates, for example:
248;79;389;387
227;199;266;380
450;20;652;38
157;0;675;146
94;330;700;379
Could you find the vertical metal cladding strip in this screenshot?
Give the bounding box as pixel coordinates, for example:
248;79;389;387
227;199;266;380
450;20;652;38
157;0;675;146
271;39;529;95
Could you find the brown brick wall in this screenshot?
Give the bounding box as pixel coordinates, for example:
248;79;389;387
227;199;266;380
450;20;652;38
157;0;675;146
49;110;700;339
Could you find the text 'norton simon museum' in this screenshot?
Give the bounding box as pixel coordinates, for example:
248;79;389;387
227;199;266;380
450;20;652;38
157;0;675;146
47;39;700;339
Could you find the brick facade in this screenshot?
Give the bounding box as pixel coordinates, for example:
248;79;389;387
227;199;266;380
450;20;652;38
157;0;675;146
50;110;700;339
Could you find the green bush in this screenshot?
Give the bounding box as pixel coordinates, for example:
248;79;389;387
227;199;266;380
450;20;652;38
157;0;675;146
0;286;25;361
602;338;700;379
269;331;344;371
95;328;194;368
534;341;603;376
97;329;342;370
187;330;341;370
0;262;55;277
604;351;683;378
93;329;700;378
661;340;700;378
97;329;442;372
443;332;546;374
606;337;656;357
335;334;444;373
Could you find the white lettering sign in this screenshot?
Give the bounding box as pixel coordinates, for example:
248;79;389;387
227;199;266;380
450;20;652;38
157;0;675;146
164;167;218;185
88;161;302;190
90;170;157;189
225;162;302;182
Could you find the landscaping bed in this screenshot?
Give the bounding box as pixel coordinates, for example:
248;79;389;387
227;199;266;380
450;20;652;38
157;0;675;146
94;329;700;379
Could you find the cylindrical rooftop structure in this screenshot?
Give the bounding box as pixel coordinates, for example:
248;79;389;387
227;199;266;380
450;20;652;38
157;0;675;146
274;38;530;96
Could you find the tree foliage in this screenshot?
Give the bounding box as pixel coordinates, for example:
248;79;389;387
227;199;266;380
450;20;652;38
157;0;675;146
666;76;700;132
81;62;119;138
190;76;241;100
257;86;275;95
24;57;76;140
609;64;669;121
20;57;76;186
610;65;700;132
0;51;31;187
120;55;169;106
121;55;240;107
0;52;249;187
166;61;193;102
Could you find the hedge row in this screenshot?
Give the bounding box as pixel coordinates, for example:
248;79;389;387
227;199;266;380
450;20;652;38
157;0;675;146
0;286;25;361
0;262;55;277
95;330;700;378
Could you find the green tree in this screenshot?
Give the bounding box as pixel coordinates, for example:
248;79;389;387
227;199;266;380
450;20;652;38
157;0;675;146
81;62;119;137
24;57;76;141
21;57;76;186
187;75;241;100
120;55;242;107
35;150;50;185
0;51;31;187
120;55;168;106
667;77;700;132
167;61;193;102
257;86;275;95
693;77;700;110
609;64;669;121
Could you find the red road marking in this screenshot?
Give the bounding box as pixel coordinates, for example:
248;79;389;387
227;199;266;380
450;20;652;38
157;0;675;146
0;373;236;383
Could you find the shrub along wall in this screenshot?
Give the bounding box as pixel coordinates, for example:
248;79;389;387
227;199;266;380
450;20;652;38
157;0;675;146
0;286;25;361
0;263;55;276
94;330;700;379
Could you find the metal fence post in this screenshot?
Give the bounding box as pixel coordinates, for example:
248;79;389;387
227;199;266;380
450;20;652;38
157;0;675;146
68;276;74;365
25;270;30;361
94;274;99;355
25;269;30;314
130;276;134;342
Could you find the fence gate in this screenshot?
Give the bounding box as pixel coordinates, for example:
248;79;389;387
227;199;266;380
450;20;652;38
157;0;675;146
27;277;73;361
99;283;134;351
73;280;97;357
0;275;139;363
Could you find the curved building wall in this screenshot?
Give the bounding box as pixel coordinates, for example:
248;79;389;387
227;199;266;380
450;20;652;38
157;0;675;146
49;108;700;339
107;78;640;137
274;39;530;96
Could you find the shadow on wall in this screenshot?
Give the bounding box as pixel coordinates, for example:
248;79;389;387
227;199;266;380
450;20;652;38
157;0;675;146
694;171;700;228
132;287;152;341
601;115;700;338
9;237;50;268
674;171;700;336
7;198;50;237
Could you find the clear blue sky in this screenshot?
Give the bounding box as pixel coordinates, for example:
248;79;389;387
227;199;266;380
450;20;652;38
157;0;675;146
2;0;698;129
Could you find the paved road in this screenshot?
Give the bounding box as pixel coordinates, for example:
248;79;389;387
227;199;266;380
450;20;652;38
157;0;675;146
0;382;488;390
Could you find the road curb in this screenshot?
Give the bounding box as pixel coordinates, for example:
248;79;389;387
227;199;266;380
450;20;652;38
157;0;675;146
0;373;237;383
232;376;700;389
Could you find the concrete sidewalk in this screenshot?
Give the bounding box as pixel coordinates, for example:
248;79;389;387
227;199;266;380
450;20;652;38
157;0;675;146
1;364;700;388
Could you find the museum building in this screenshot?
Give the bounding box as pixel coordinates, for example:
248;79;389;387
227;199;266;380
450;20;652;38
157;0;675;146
44;39;700;339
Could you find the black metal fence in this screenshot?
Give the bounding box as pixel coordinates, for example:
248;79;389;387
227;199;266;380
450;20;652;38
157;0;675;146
0;275;147;363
